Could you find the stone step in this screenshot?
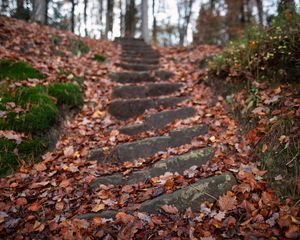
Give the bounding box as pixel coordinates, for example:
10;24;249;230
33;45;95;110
115;37;144;42
109;70;173;84
121;57;159;65
119;107;195;135
88;124;208;163
122;47;154;52
77;172;236;219
90;148;214;188
112;83;183;99
121;52;160;59
122;50;158;56
115;62;158;71
108;96;188;120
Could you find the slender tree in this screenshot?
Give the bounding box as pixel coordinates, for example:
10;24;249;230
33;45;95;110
125;0;136;37
70;0;77;33
16;0;25;18
105;0;114;38
256;0;263;25
177;0;195;45
84;0;88;36
142;0;150;43
31;0;47;23
152;0;157;45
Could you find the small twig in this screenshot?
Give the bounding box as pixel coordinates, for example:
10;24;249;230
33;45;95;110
293;198;300;208
189;185;218;201
285;152;299;166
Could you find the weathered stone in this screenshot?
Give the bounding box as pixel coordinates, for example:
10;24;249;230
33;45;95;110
116;62;158;71
121;52;160;59
119;107;195;135
155;70;174;80
120;57;159;65
108;96;188;120
88;124;208;163
139;172;236;213
109;71;156;83
112;83;183;99
90;148;214;188
77;172;236;219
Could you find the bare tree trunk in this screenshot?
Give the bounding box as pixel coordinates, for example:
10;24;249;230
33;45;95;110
125;0;136;37
1;0;9;14
98;0;104;38
142;0;150;43
152;0;157;45
70;0;76;33
119;0;124;36
31;0;46;23
177;0;194;46
16;0;24;18
256;0;263;25
105;0;114;39
84;0;88;36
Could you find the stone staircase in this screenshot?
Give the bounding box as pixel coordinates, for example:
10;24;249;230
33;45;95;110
78;37;236;219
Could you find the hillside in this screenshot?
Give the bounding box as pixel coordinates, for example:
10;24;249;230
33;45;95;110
0;15;300;239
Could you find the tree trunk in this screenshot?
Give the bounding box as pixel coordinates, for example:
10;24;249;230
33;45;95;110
98;0;104;38
177;0;194;46
1;0;9;14
152;0;157;45
256;0;263;25
105;0;114;39
84;0;88;36
70;0;76;33
119;0;124;36
16;0;24;18
125;0;136;37
142;0;150;43
31;0;46;23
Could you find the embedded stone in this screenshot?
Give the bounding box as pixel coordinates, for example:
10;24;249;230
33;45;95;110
116;62;158;71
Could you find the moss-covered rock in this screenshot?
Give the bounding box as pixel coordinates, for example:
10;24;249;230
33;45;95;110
0;60;44;81
68;38;89;56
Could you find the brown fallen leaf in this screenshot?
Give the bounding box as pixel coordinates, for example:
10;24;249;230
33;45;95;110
34;162;47;172
28;202;41;212
31;221;45;232
161;205;179;214
91;203;105;212
285;224;300;239
218;193;237;212
55;201;64;211
63;146;74;157
16;197;27;206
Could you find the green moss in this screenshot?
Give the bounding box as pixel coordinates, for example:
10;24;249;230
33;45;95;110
93;54;106;62
48;82;83;107
18;138;45;156
0;60;44;81
68;38;89;56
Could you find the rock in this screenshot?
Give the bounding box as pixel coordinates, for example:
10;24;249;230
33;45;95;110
109;71;156;83
155;70;174;80
90;148;214;188
108;96;189;120
77;172;236;219
112;83;183;99
119;107;195;135
115;62;158;71
88;124;208;163
139;172;236;213
120;57;159;65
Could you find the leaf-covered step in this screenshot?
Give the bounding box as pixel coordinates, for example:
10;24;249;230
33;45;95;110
88;124;208;163
77;172;236;220
108;96;188;120
121;52;160;59
90;148;214;188
115;62;158;71
119;107;195;136
109;70;173;83
112;83;183;99
120;57;159;65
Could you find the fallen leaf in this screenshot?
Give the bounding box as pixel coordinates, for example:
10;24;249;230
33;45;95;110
16;197;27;206
34;162;47;172
91;203;105;212
63;146;74;157
55;201;64;211
28;202;41;212
161;205;179;214
218;194;237;212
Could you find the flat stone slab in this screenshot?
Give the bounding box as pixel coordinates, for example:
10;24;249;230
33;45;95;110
120;57;159;65
108;96;188;120
77;172;236;219
121;52;160;59
90;148;214;188
116;62;158;71
119;107;195;135
112;83;183;99
88;124;208;163
109;70;173;83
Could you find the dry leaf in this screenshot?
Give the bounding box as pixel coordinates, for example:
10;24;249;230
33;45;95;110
161;205;179;214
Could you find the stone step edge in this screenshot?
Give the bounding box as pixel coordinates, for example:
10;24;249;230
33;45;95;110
76;172;236;220
89;147;214;188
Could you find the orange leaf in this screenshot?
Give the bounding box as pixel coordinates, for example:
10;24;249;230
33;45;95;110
262;144;268;153
34;162;47;172
16;197;27;206
55;201;64;211
218;194;237;212
63;146;74;157
28;202;41;212
161;205;179;214
285;224;300;239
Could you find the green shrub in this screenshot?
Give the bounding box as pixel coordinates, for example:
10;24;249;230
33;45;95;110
48;82;83;107
93;54;106;62
209;12;300;83
0;60;44;81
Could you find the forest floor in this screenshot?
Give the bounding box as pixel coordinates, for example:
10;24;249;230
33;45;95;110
0;16;300;239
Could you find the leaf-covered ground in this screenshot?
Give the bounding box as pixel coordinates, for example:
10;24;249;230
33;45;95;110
0;16;299;239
